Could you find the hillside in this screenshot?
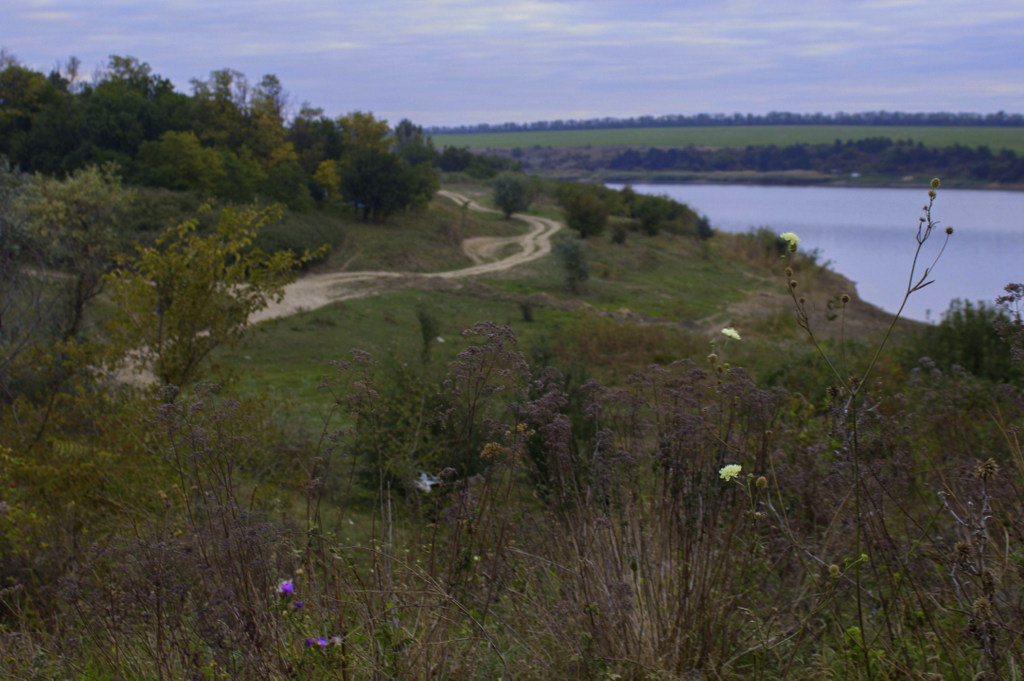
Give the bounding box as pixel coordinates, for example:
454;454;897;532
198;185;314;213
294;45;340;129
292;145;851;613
6;171;1023;681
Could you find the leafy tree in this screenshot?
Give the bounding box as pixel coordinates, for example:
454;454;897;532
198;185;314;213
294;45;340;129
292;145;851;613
634;194;673;235
553;236;589;292
0;55;65;159
437;145;473;172
696;214;714;240
105;205;303;387
289;106;343;174
13;164;134;341
492;172;530;218
136;130;226;192
312;159;341;198
340;147;438;221
189;68;249;149
2;163;132;410
562;190;608;238
393;118;437;166
337;110;391;155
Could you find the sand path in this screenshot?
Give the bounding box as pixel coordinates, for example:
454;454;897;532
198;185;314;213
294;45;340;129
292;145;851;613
249;190;562;323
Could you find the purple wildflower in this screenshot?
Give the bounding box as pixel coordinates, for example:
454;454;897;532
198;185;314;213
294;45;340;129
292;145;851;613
293;600;304;609
278;579;295;596
316;638;328;647
304;638;315;647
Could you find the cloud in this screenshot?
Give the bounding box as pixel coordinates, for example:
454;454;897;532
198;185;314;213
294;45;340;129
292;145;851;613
1;0;1021;125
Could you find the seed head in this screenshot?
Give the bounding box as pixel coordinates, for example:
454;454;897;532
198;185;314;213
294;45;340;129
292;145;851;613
755;475;768;490
840;294;851;305
928;189;937;199
829;564;840;578
784;267;794;277
931;177;941;189
707;353;719;364
972;597;993;620
798;295;806;305
954;541;972;564
789;280;798;289
945;226;953;235
975;458;999;482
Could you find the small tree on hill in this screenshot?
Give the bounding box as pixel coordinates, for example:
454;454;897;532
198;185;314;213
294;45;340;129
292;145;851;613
554;236;589;293
563;191;608;238
105;205;304;387
493;172;530;219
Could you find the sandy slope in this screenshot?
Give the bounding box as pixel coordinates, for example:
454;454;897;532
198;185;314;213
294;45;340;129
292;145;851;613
249;190;562;323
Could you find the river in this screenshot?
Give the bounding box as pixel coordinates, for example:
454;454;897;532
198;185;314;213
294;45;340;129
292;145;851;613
609;183;1024;322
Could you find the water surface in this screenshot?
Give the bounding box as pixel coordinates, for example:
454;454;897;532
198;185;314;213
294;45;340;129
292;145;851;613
611;183;1024;322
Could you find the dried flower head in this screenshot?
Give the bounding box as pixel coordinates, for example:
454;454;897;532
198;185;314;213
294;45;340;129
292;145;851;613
975;458;999;482
755;475;768;490
840;294;851;304
972;597;993;620
719;464;742;482
945;226;953;235
785;267;794;277
954;541;972;564
789;280;798;289
707;353;719;364
928;189;937;199
931;177;941;189
829;564;840;578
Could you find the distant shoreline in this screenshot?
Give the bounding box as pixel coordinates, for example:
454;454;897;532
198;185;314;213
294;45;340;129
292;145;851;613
592;174;1024;192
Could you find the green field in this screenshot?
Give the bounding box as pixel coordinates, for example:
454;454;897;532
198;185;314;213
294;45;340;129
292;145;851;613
432;125;1024;153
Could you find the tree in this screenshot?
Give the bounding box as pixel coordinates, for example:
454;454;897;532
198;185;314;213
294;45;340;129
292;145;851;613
337;110;390;155
13;164;134;341
562;191;608;238
393;118;436;166
1;163;132;410
136;129;226;192
553;236;589;292
339;147;438;221
492;172;530;219
105;205;302;387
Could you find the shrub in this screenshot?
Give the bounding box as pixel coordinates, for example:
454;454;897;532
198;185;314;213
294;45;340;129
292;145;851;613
901;299;1020;383
553;236;589;292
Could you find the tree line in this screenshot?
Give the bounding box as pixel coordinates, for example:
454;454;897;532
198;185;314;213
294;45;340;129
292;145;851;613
601;137;1024;182
0;52;517;220
428;110;1024;135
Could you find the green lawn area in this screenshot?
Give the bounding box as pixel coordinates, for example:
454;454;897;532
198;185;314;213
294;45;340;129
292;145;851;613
432;125;1024;153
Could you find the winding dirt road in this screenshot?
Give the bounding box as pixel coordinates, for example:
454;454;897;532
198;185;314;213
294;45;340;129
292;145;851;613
249;190;562;323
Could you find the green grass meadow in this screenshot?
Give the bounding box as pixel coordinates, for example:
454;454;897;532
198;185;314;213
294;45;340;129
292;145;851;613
432;124;1024;152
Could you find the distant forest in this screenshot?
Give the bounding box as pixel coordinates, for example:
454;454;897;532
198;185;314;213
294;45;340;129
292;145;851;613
427;110;1024;135
603;137;1024;183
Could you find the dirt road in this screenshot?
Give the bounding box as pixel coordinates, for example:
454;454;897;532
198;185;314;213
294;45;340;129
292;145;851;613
249;190;562;323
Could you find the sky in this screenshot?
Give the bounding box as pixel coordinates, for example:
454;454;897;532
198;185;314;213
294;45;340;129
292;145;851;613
3;0;1023;127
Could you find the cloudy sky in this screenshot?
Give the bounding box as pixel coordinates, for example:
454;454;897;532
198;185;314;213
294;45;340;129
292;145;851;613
3;0;1023;127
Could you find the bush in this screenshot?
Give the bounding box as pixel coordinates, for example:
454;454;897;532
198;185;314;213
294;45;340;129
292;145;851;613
492;172;530;218
901;299;1020;383
553;236;589;292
